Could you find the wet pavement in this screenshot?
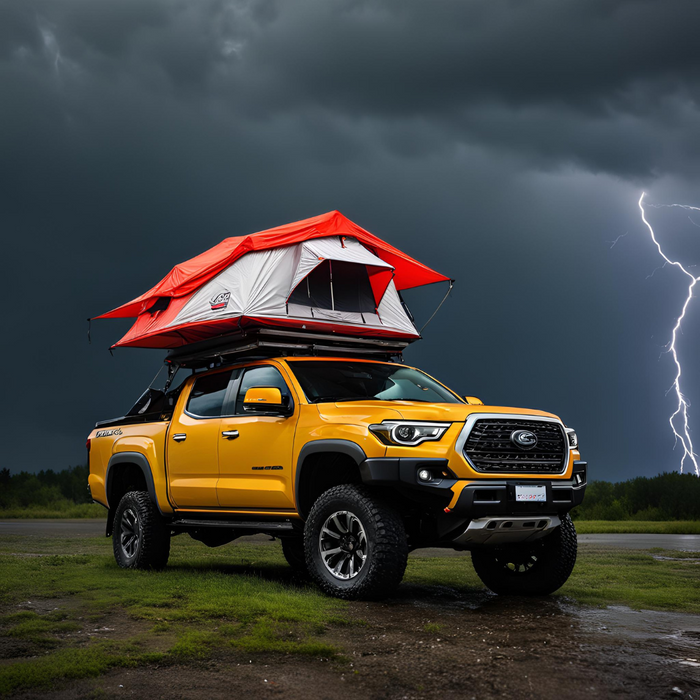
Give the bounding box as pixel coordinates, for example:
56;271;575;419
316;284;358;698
578;533;700;551
2;520;699;552
0;519;108;537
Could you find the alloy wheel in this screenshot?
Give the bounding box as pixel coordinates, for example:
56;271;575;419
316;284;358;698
119;507;141;559
319;510;368;580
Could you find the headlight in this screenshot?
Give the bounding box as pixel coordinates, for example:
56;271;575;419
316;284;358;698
369;421;451;446
565;428;578;449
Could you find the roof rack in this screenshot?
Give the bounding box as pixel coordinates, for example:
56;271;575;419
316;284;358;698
165;328;413;369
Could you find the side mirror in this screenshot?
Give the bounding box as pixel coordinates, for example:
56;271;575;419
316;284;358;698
243;387;291;415
463;396;484;406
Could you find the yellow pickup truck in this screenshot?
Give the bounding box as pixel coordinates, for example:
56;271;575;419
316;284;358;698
87;346;586;600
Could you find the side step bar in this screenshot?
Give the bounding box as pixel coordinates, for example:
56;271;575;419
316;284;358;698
172;519;294;533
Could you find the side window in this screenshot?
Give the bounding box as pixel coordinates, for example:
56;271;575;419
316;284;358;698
186;370;233;417
235;366;292;414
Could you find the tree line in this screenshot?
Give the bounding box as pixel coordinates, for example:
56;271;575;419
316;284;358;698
1;466;699;520
0;465;92;510
572;472;700;521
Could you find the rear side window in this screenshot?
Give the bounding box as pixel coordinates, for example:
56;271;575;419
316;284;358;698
186;370;233;417
235;366;292;414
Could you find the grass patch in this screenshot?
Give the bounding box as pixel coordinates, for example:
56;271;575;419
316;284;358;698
2;610;80;645
573;520;700;534
1;527;698;694
560;546;700;613
0;640;164;696
406;546;700;614
0;535;345;694
0;504;106;519
150;620;171;634
405;554;482;591
0;538;345;629
229;620;338;657
169;629;220;660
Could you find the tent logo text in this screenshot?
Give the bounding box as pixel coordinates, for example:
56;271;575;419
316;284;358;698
210;291;231;311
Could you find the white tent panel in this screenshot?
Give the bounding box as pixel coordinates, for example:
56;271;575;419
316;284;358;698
169;246;300;327
238;246;301;316
374;280;418;335
304;236;393;268
165;237;418;337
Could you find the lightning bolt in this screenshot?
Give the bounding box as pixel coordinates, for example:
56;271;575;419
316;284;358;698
607;231;629;249
638;192;700;476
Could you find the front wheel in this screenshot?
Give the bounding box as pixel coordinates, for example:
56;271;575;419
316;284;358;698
304;484;408;600
112;491;171;570
471;514;577;596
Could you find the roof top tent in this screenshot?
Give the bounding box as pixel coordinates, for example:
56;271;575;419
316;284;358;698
93;211;452;354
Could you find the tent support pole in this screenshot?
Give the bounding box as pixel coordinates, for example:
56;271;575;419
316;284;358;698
147;364;165;389
163;363;179;393
419;280;455;335
329;260;335;311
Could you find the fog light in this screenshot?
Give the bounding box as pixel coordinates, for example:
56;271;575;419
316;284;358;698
418;469;433;482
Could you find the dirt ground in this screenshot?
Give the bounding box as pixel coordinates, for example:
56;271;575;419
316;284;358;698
9;581;699;700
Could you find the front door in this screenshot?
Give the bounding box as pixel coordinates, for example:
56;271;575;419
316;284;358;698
217;364;298;510
167;368;235;508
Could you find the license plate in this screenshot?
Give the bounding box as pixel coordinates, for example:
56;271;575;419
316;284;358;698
515;485;547;502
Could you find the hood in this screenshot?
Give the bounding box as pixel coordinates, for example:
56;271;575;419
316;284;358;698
316;401;405;425
316;401;560;424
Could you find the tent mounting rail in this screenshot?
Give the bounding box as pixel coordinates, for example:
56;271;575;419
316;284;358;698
166;328;412;369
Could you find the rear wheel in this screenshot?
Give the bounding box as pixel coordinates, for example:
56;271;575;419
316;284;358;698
471;514;577;596
304;484;408;600
112;491;170;570
281;537;307;573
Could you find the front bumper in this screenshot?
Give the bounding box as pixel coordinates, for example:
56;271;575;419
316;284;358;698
451;463;587;519
360;457;587;519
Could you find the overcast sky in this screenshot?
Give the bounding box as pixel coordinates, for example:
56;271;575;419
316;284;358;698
3;0;700;480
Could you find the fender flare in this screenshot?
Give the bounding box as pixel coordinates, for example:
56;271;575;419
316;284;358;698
105;452;165;515
294;439;367;517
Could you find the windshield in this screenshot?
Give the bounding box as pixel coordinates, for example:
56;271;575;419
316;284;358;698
287;360;463;404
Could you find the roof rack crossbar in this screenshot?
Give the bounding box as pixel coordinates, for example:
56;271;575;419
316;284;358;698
166;328;409;369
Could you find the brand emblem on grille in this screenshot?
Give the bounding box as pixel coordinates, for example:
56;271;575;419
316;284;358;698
511;429;538;450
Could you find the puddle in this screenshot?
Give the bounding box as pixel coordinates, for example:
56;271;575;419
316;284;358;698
574;604;700;641
566;603;700;676
383;582;700;686
653;555;700;563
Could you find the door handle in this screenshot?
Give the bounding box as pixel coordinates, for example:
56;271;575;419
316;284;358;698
172;433;187;442
222;430;239;440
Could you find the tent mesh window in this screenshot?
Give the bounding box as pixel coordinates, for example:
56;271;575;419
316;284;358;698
288;260;376;313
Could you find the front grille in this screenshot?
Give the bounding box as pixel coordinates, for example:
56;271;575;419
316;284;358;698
463;419;567;473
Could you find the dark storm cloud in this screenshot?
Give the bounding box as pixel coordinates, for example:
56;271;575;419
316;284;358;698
5;0;700;176
2;0;700;479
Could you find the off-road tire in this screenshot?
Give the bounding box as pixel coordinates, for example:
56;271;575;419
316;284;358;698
281;536;307;573
471;514;577;596
304;484;408;600
112;491;171;570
